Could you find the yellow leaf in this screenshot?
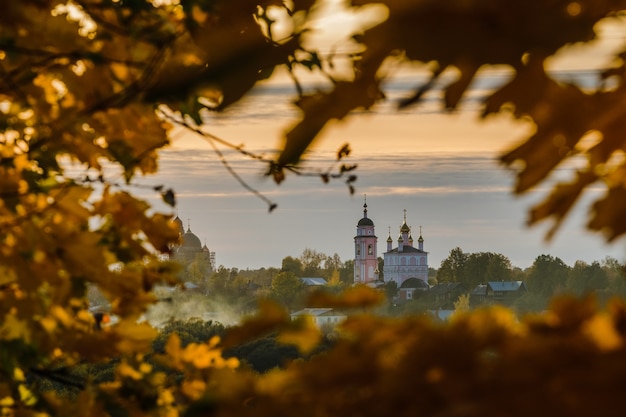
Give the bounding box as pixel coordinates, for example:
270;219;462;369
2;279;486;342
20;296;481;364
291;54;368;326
221;300;289;348
0;396;14;407
307;285;384;309
191;5;208;24
583;313;622;352
113;321;158;354
118;362;143;380
13;368;25;382
257;368;292;395
157;389;175;407
181;379;206;400
165;333;181;358
18;384;36;406
0;314;31;342
277;319;322;354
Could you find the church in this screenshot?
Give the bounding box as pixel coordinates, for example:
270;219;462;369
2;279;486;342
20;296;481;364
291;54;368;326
354;201;428;287
170;215;215;275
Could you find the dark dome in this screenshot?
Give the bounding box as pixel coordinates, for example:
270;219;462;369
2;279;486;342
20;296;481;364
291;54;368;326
182;228;202;248
358;217;374;226
400;277;429;289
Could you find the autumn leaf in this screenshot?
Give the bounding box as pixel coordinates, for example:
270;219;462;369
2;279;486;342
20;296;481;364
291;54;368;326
221;300;290;349
306;285;385;309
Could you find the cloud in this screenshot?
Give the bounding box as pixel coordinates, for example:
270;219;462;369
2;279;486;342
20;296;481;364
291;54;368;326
135;70;626;272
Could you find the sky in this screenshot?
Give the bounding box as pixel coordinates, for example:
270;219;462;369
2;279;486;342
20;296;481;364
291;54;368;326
139;4;626;272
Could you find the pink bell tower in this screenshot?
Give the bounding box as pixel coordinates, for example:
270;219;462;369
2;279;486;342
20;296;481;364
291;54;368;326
354;196;378;284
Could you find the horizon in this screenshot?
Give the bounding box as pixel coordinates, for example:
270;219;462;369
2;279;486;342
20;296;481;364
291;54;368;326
137;71;626;272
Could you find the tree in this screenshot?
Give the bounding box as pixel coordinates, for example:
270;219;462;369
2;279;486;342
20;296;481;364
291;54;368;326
300;248;326;277
208;266;233;297
324;253;343;276
567;260;609;296
339;259;355;284
384;280;398;302
281;256;303;277
6;1;626;417
269;271;305;310
437;247;468;283
526;254;570;297
462;252;514;288
185;252;213;288
453;294;471;313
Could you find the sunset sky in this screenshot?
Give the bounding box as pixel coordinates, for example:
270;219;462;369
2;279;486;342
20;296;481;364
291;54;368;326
141;4;626;272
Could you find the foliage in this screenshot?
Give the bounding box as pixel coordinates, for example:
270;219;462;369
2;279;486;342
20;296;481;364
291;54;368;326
437;248;514;288
453;293;471;313
5;1;626;416
437;247;468;283
153;319;226;353
280;256;303;277
269;271;305;309
526;254;571;297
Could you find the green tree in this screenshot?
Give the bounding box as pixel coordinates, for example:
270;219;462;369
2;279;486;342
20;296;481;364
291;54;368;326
208;266;233;297
384;280;398;302
324;253;343;276
567;260;609;296
300;248;326;277
462;252;514;288
270;271;305;310
526;254;570;297
602;256;626;294
437;247;468;284
339;259;355;284
281;256;303;277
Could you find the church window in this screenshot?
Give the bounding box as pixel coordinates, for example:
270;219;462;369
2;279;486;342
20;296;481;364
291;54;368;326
368;244;373;255
410;257;417;266
356;244;361;256
368;230;372;235
401;258;406;266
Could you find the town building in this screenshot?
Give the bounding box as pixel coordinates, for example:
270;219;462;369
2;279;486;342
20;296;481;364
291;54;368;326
470;281;527;307
291;308;347;329
353;202;429;288
383;210;429;287
354;200;379;284
398;277;430;301
170;215;215;276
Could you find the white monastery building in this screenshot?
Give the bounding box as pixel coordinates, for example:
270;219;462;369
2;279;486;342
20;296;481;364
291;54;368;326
354;201;428;287
383;210;428;287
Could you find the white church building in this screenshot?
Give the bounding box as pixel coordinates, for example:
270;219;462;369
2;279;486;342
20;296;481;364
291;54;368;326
354;202;428;287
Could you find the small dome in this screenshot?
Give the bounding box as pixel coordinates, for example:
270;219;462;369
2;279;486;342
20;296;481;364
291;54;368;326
182;228;202;248
173;216;184;235
400;221;411;233
358;217;374;226
387;234;393;243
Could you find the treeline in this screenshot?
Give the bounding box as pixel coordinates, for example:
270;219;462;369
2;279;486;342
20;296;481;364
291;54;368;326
139;247;626;324
431;247;626;312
